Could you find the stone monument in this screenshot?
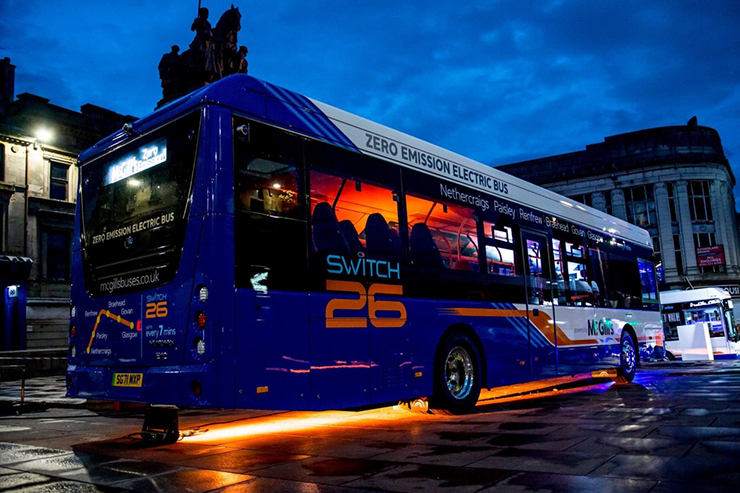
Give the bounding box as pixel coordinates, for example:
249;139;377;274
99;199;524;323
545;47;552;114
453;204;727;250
157;5;247;107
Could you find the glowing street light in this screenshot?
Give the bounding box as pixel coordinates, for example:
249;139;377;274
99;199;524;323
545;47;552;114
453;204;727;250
34;127;53;144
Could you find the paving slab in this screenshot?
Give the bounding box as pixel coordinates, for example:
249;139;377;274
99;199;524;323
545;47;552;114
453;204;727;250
0;360;739;491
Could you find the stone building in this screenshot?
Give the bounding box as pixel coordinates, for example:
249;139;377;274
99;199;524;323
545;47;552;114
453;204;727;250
498;119;740;305
0;58;136;349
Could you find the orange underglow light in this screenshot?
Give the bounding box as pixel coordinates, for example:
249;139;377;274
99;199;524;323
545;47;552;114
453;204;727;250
181;407;412;443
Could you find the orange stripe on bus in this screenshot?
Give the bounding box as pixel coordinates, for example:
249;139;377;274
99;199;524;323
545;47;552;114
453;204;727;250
441;307;599;346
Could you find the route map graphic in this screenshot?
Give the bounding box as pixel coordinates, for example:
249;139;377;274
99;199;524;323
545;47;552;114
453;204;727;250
86;309;136;354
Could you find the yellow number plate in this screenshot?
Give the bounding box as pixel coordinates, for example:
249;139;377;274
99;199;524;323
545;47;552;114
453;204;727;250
112;373;143;387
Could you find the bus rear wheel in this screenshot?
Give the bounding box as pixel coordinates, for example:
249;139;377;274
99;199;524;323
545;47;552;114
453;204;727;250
615;332;637;384
429;333;482;414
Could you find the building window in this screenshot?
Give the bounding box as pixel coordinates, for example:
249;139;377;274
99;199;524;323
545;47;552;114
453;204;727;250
667;182;678;223
673;234;684;276
45;230;71;281
604;191;612;215
570;193;592;208
688;180;713;221
0;201;5;252
624;185;656;227
0;143;5;181
50;161;68;201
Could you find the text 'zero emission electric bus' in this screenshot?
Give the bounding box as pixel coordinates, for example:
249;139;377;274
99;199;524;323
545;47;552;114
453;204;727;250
67;74;662;415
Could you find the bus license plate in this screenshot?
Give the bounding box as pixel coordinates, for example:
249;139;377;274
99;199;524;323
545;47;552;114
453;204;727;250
112;373;143;387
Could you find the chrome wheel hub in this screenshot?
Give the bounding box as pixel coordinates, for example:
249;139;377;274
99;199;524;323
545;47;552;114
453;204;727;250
622;340;636;373
445;346;474;400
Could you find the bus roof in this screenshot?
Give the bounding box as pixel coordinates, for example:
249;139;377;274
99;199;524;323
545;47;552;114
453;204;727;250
660;288;731;305
79;74;651;248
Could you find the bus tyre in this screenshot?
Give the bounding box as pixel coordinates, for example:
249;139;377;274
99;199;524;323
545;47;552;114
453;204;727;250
666;350;676;361
429;333;482;415
615;332;637;384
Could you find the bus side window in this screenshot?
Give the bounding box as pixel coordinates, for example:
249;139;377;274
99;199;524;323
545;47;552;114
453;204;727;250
233;120;308;292
552;233;592;307
605;248;641;309
405;194;479;272
483;221;516;277
234;119;302;219
588;246;610;307
309;170;400;262
637;258;659;309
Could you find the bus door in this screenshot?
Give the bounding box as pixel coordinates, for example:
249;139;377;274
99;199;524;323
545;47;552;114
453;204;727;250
521;229;558;376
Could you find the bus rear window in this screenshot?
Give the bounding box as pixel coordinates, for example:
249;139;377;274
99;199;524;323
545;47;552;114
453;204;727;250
80;111;200;296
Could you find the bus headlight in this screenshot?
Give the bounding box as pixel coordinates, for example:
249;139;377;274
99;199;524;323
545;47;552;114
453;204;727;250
198;285;209;302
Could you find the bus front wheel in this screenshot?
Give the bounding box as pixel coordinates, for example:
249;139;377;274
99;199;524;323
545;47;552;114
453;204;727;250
429;332;482;414
615;332;637;384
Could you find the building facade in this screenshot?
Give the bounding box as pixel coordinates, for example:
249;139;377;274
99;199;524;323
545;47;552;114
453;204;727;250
0;58;135;349
498;120;740;305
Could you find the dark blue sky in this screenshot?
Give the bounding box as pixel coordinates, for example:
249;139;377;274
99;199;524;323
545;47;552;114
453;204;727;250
2;1;740;202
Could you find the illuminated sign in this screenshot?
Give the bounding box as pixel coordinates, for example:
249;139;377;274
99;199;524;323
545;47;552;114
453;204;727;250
697;245;725;267
104;139;167;185
689;300;720;308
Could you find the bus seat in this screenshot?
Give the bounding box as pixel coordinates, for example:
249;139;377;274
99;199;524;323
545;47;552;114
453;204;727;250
453;258;474;271
365;213;399;261
338;220;365;257
312;202;350;257
409;223;444;269
388;228;403;261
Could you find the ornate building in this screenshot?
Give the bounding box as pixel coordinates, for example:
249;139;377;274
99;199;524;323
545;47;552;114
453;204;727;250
0;58;135;349
498;119;740;306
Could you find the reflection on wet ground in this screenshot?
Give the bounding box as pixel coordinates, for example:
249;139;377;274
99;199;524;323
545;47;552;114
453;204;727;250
0;360;740;491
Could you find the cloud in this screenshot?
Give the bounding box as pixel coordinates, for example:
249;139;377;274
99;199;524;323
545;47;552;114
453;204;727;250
3;0;740;204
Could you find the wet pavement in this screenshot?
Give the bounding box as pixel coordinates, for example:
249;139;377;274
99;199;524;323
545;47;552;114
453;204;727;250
0;361;740;492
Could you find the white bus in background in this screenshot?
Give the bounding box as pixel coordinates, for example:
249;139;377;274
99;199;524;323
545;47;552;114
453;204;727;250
660;288;740;360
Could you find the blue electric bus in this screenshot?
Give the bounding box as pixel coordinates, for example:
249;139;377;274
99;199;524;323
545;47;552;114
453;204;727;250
67;74;661;416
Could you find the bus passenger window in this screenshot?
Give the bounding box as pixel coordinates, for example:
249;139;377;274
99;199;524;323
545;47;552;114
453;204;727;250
484;221;516;276
552;236;593;306
523;237;553;305
637;258;659;308
406;194;479;271
605;249;641;309
309;171;400;261
234;120;302;218
588;247;609;307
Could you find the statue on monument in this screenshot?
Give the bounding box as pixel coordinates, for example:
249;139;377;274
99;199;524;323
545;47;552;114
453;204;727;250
157;4;247;107
158;45;182;100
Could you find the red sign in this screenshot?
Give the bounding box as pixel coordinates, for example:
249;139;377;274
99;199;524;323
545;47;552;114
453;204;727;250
697;245;725;267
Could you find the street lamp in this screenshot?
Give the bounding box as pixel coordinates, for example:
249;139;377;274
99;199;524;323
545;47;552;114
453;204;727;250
34;127;53;145
24;128;53;255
